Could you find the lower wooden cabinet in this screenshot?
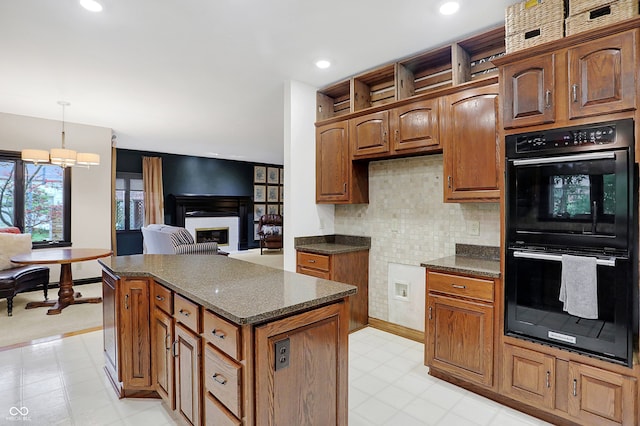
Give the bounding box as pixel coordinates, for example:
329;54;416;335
175;323;201;425
501;342;638;426
152;307;174;409
296;249;369;332
425;270;495;388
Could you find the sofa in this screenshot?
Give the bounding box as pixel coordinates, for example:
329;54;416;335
141;224;220;254
0;227;50;316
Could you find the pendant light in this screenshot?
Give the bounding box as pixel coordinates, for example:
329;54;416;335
21;101;100;168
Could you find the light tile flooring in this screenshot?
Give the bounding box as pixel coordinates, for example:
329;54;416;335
0;327;553;426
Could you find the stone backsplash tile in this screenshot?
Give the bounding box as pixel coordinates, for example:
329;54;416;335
334;154;500;321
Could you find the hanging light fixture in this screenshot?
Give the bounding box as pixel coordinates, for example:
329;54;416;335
21;101;100;168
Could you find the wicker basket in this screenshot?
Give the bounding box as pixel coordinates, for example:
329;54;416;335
506;0;566;36
506;20;565;53
566;0;638;35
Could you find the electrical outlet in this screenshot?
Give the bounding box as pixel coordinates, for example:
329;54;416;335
468;221;480;236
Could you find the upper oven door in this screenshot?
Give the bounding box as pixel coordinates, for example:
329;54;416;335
506;149;630;251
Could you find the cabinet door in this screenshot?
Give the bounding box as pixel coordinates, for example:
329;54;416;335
175;323;201;426
102;272;120;385
350;110;390;158
121;278;152;388
568;31;636;119
391;98;441;153
443;84;500;202
426;293;493;387
501;344;555;410
254;301;349;426
153;307;174;409
568;362;637;426
502;54;555;128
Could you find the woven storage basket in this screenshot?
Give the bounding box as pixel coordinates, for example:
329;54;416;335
506;0;566;36
506;20;565;53
566;0;638;35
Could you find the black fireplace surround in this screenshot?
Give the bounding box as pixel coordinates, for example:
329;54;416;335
169;194;252;251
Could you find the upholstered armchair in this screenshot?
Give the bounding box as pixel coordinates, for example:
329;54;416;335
141;224;219;254
257;214;283;255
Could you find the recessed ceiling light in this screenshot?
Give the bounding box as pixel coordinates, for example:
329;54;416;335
315;59;331;69
439;1;460;15
80;0;103;12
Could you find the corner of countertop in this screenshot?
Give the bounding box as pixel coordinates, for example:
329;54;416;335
294;234;371;248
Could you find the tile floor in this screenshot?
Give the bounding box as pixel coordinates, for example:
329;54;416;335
0;327;553;426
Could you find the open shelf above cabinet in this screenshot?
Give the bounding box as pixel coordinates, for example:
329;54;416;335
316;26;506;122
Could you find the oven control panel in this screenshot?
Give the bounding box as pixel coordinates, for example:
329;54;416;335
514;125;616;153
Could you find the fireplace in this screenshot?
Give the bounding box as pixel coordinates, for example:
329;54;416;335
196;227;229;246
169;194;252;251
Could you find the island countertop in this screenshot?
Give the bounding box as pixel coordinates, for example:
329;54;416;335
99;254;356;326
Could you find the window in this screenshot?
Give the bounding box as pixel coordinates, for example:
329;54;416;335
115;173;144;231
0;151;71;246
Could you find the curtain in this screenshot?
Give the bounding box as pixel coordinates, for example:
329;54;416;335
143;156;164;225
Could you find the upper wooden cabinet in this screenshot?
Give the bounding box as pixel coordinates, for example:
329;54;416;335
568;30;636;119
502;54;555;128
350;99;442;160
500;29;637;129
315;121;368;204
442;84;500;202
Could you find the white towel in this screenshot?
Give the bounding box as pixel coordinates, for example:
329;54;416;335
559;254;598;319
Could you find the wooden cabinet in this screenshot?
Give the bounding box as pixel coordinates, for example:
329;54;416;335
568;31;636;120
502;54;556;128
315;120;368;204
425;271;495;387
500;30;637;129
102;271;155;397
254;301;349;426
175;323;201;426
296;249;369;331
350;98;441;160
152;282;174;409
502;342;638;426
442;84;500;202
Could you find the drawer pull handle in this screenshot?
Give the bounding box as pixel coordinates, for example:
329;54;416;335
451;284;466;289
572;84;578;103
172;341;178;358
179;309;190;317
307;259;316;263
155;295;165;301
211;329;226;339
428;306;432;320
212;373;227;385
165;334;171;351
124;294;129;310
545;90;551;108
572;379;577;397
545;371;551;388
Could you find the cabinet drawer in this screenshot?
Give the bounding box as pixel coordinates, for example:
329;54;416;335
153;282;172;314
297;266;331;280
204;345;242;419
204;392;241;426
297;251;330;272
203;309;240;360
427;271;494;302
174;294;201;333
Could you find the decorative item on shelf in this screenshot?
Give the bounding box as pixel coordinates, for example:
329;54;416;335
21;101;101;168
566;0;637;36
254;166;266;183
267;167;279;184
505;0;565;53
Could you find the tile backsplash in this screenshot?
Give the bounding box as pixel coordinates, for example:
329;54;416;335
334;154;500;323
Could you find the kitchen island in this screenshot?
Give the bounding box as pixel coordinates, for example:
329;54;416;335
99;254;356;426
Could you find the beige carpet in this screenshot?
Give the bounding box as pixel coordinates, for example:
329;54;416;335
229;248;284;270
0;282;103;348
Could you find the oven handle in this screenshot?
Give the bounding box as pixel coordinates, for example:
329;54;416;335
513;251;616;267
511;151;615;166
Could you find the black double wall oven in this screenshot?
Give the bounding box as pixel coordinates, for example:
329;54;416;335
505;119;637;366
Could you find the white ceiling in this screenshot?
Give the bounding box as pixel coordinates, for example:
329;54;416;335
0;0;518;165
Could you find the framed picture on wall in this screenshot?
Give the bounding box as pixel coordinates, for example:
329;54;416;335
267;204;278;215
279;186;284;202
267;186;279;203
254;204;265;221
254;166;266;183
267;167;279;184
254;185;266;202
254;223;260;241
279;168;284;184
279;204;283;216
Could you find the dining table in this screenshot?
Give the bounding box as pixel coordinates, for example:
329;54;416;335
11;248;112;315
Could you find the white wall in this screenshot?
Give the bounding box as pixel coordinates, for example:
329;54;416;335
0;112;112;281
283;80;334;271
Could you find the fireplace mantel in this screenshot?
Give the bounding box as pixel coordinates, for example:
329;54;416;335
169;194;252;250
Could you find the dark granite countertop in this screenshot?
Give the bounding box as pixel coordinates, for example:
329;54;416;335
420;244;501;278
294;234;371;255
99;254;356;326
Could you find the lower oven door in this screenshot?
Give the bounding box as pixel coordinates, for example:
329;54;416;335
505;248;632;366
